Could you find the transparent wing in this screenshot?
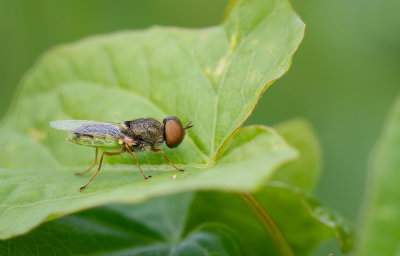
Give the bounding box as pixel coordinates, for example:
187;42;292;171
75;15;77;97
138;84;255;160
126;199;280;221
50;120;128;141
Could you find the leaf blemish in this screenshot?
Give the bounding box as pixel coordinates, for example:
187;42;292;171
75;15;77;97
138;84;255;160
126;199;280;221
6;143;17;152
214;58;226;77
154;92;162;101
211;34;237;78
29;128;47;141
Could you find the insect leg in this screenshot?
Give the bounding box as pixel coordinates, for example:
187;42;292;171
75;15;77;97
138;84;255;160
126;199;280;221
151;148;185;172
79;151;122;191
75;148;99;176
124;144;149;180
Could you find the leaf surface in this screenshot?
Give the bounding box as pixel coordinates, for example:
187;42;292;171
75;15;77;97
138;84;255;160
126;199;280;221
271;118;322;192
358;95;400;256
0;193;244;256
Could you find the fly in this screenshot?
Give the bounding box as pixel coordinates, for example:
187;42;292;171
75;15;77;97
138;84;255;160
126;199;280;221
50;116;193;191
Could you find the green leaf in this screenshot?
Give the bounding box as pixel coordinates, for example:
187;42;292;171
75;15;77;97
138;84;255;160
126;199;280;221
271;118;322;192
187;184;353;256
259;182;353;254
358;95;400;256
0;193;244;256
0;185;352;255
0;0;304;239
266;119;352;254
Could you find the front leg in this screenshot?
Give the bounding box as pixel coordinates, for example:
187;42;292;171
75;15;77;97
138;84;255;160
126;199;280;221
151;148;185;172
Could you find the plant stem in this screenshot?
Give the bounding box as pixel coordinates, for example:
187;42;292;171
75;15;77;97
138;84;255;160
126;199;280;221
240;192;295;256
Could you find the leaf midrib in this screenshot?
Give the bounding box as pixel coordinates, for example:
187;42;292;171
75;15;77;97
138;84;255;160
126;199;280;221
210;7;281;162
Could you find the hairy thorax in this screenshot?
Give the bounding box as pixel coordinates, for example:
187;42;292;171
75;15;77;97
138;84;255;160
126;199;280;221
124;118;165;152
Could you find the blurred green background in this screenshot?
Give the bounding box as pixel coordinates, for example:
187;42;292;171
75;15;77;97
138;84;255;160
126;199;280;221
0;0;399;254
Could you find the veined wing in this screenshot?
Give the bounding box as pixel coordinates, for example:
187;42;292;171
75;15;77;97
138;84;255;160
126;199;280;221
50;120;136;145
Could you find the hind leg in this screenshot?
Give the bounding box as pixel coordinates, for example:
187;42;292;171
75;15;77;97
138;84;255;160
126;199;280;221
79;151;122;191
75;148;99;176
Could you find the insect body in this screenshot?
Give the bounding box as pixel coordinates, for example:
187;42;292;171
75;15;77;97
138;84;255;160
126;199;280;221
50;116;193;191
